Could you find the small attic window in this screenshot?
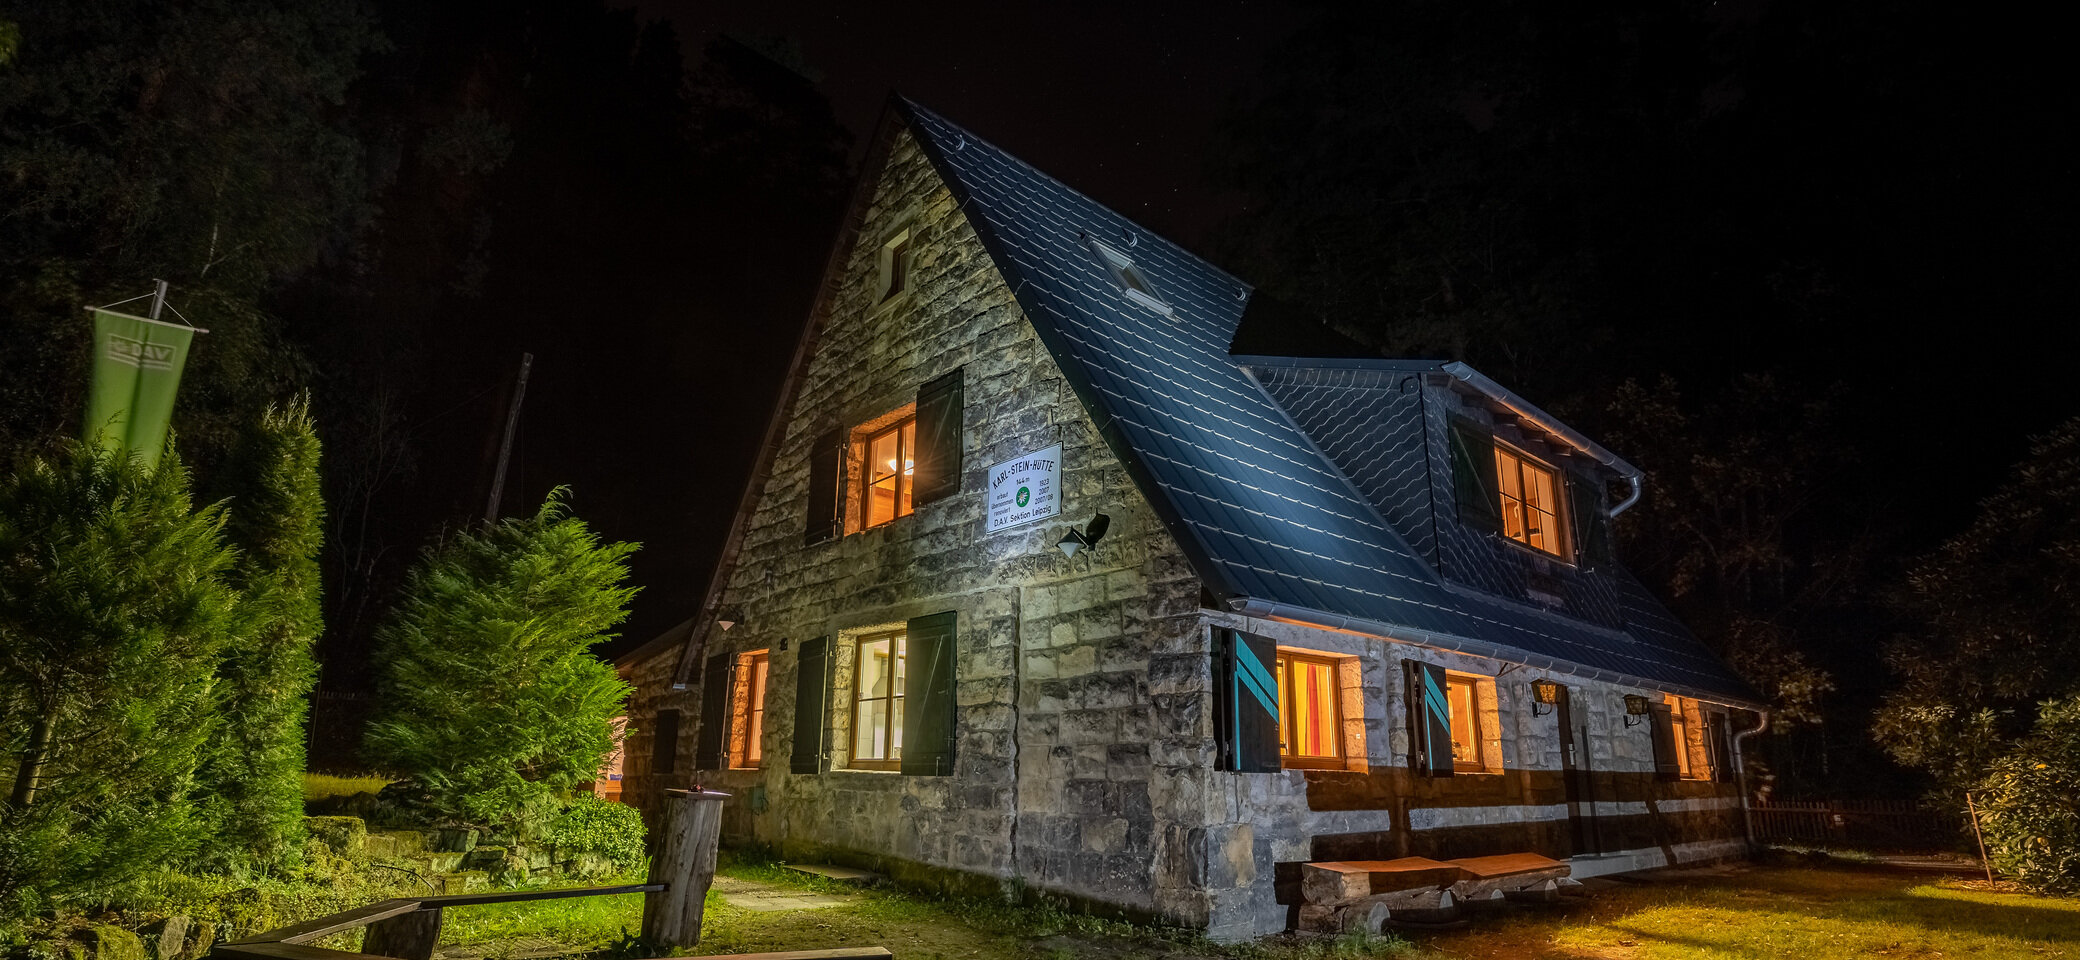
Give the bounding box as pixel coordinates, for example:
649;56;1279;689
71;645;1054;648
1089;238;1172;316
875;225;915;305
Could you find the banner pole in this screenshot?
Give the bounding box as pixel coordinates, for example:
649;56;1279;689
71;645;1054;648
484;352;533;525
148;279;170;320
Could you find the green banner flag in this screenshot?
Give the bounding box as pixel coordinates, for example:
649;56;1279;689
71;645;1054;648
82;307;195;467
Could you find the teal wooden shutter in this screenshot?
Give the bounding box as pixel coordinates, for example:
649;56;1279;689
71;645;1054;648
1448;418;1502;533
803;428;843;544
901;611;959;776
695;653;733;770
911;368;964;505
1650;703;1682;782
1214;629;1281;772
1568;471;1614;567
790;636;832;774
651;709;680;775
1404;660;1455;777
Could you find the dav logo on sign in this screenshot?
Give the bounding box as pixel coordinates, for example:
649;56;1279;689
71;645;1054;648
986;443;1062;534
108;334;177;370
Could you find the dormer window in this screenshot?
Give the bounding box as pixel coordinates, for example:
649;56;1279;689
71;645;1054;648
876;225;915;304
1089;238;1171;316
1494;444;1566;557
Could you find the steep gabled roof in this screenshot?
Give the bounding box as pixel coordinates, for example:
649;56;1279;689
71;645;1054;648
897;98;1759;706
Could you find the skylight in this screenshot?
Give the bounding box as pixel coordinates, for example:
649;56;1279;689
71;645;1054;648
1089;237;1172;316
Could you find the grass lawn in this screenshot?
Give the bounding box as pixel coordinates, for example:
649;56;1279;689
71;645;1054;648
271;855;2080;960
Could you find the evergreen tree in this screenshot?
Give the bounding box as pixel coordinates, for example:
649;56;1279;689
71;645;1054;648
365;491;636;832
197;397;324;871
0;444;239;910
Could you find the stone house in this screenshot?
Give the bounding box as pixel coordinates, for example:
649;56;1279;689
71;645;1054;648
615;97;1764;940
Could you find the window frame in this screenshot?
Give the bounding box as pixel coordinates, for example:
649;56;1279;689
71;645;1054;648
1274;650;1346;770
848;630;906;770
856;416;917;530
1445;674;1488;773
1493;441;1571;559
1664;694;1714;781
874;224;916;306
730;650;769;770
1087;238;1173;316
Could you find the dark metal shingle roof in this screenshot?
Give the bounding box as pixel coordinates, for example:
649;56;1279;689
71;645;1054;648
898;99;1758;706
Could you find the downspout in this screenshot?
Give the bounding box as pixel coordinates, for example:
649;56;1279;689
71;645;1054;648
1732;708;1772;855
1609;474;1643;518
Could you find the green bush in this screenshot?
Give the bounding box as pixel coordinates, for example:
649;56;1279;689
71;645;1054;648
544;797;646;874
1976;694;2080;892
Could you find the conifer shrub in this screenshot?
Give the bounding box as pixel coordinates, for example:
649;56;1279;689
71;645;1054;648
364;491;636;836
0;444;239;912
1976;694;2080;893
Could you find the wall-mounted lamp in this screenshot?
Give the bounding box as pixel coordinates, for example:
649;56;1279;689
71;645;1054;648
1056;513;1111;558
1530;679;1561;717
714;606;743;632
1623;694;1652;727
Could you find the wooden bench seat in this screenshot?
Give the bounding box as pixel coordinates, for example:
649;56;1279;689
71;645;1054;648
1300;857;1466;904
1443;853;1571;902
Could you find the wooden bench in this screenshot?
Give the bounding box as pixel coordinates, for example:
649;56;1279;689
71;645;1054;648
1295;852;1574;934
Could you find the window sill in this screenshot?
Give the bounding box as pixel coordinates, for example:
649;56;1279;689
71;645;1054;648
838;765;900;775
1282;758;1350;772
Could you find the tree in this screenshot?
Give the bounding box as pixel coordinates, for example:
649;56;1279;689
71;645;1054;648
1973;694;2080;893
1876;416;2080;792
364;491;636;832
196;398;325;871
0;444;239;910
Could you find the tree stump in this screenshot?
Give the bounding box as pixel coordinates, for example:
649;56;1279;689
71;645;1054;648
361;907;441;960
641;789;729;949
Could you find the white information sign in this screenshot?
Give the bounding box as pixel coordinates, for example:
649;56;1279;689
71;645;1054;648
986;443;1063;533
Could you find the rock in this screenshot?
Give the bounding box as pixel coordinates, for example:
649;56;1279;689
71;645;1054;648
491;854;531;887
573;852;614;878
361;833;400;859
74;925;146;960
435;827;477;853
422;852;465;872
141;917;188;960
462;845;507;869
438;871;489;893
178;923;216;960
304;816;368;858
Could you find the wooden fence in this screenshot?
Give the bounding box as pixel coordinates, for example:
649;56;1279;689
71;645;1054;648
1750;798;1962;851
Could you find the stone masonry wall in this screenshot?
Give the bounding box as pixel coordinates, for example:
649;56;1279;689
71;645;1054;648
625;126;1211;922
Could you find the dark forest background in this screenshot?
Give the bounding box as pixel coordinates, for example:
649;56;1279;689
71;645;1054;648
2;0;2072;799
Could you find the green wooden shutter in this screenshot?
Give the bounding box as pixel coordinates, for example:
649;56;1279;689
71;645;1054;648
901;611;959;776
651;709;680;775
1213;629;1282;773
911;368;964;505
1448;418;1502;533
1403;660;1455;777
695;653;734;770
790;636;832;774
1568;471;1614;567
1707;712;1735;783
803;427;844;544
1650;703;1682;782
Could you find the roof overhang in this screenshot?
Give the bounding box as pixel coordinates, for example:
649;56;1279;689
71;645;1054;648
1226;596;1768;711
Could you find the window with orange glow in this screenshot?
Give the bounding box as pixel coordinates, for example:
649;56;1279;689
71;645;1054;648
1664;694;1710;780
1495;445;1566;557
1275;651;1344;767
1447;675;1484;771
730;651;768;769
861;418;916;529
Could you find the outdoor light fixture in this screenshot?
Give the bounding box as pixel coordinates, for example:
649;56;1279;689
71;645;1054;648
1056;513;1112;558
1530;679;1561;717
1623;694;1652;727
715;607;743;632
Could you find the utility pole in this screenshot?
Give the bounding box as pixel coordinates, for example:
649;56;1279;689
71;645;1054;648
484;352;533;525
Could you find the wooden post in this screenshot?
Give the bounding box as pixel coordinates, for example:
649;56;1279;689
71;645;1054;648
361;906;442;960
1966;792;1995;883
641;788;728;949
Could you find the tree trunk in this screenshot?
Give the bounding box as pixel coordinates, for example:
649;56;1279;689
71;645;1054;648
641;789;727;949
10;711;54;808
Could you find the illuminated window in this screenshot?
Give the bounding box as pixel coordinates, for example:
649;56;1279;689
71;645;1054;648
877;227;915;303
730;651;769;769
860;417;916;529
851;631;905;769
1275;652;1344;767
1495;445;1566;557
1664;694;1711;780
1447;675;1485;772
